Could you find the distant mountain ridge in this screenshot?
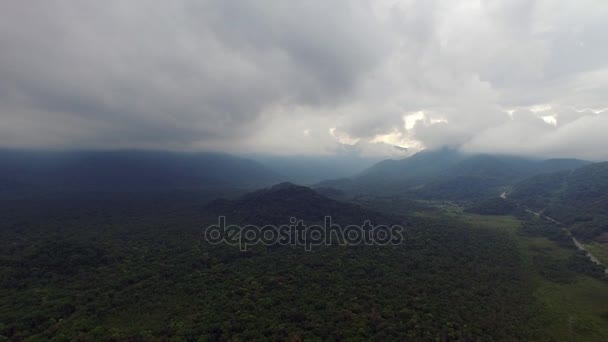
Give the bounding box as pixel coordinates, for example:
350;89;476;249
0;148;595;204
249;155;380;184
316;148;591;200
0;150;283;196
510;162;608;241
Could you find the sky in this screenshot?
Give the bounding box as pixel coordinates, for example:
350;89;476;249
1;0;607;160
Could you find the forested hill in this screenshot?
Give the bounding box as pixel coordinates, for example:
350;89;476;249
0;150;282;196
510;162;608;241
205;182;395;225
1;185;544;340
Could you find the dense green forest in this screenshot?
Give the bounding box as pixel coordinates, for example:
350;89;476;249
0;191;550;341
2;163;608;340
511;162;608;241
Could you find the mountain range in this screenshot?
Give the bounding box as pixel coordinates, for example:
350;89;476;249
0;150;282;196
317;148;590;200
510;161;608;241
2;147;608;340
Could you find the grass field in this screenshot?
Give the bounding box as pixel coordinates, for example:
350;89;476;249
536;276;608;340
457;213;520;235
586;242;608;266
454;213;608;341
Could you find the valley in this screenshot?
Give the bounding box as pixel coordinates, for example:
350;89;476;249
1;149;608;340
2;2;607;340
461;213;608;341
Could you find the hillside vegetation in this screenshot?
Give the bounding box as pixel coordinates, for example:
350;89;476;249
317;148;588;201
1;187;545;340
511;162;608;241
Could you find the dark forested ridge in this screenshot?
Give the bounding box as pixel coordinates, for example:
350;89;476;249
317;148;589;200
511;162;608;241
0;150;282;196
205;182;396;226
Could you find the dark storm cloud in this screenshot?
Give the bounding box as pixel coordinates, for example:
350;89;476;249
0;0;388;150
0;0;607;159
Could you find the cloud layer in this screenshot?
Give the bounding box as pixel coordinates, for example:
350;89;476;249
1;0;607;159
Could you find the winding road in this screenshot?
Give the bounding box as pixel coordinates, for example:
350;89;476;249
501;191;608;274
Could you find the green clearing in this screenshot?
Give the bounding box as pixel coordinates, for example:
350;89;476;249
586;242;608;266
536;276;608;341
455;213;608;341
457;213;520;235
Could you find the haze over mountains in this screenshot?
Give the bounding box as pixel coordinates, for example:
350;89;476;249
317;148;591;199
0;148;594;196
0;145;606;250
0;148;597;199
0;150;281;196
2;146;605;243
247;155;381;184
